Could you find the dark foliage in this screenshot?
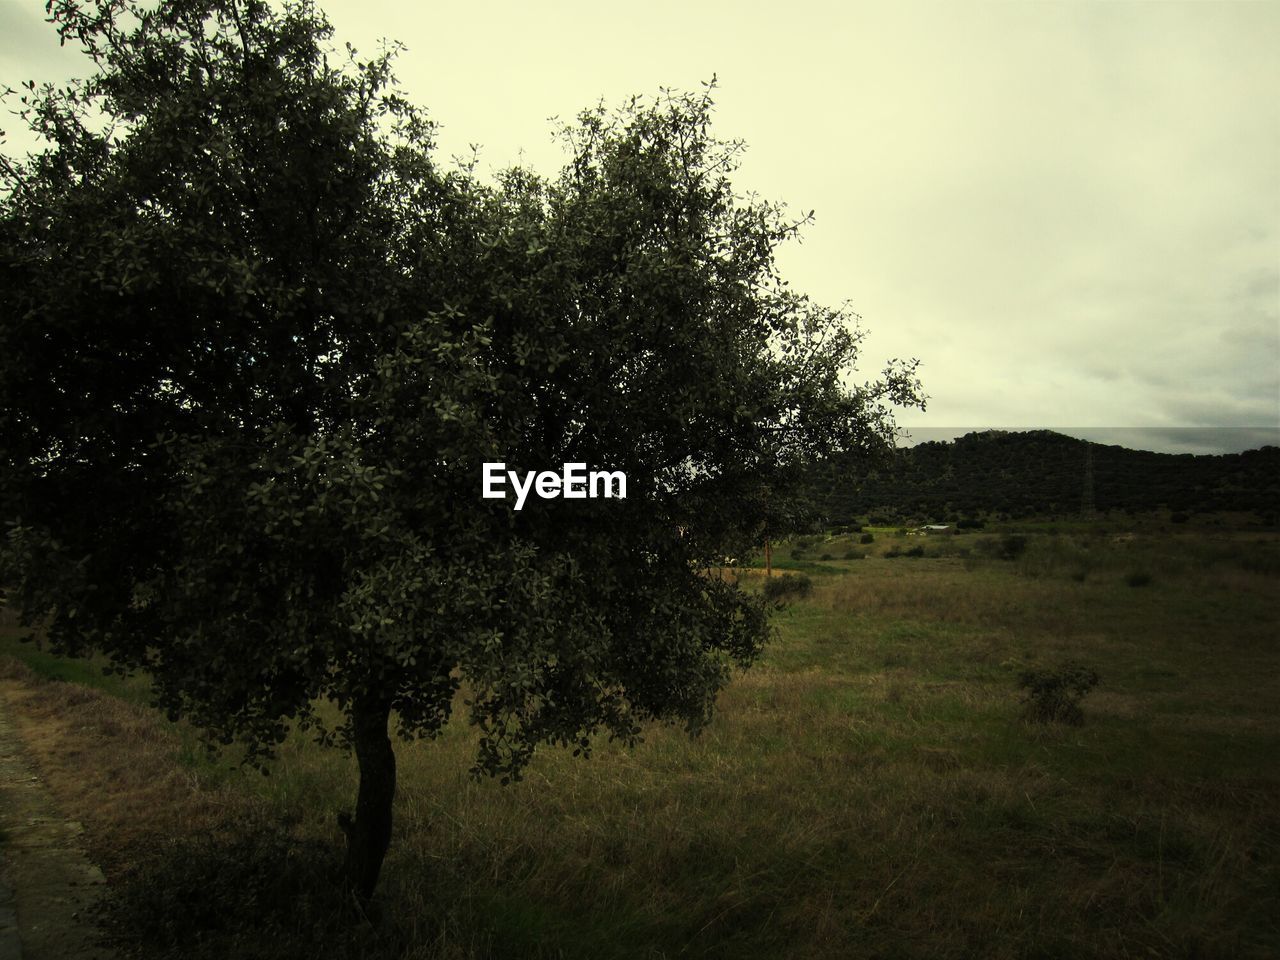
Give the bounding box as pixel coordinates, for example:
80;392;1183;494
806;430;1279;522
1018;662;1101;725
0;0;922;901
762;573;813;603
974;534;1028;561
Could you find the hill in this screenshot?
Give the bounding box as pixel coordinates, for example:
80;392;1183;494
809;430;1280;524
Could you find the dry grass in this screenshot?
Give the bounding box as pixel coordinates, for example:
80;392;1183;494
0;663;255;878
0;526;1277;958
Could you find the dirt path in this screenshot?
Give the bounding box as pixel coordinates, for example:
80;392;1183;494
0;690;113;960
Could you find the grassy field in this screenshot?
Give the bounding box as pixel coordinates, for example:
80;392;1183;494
1;522;1278;958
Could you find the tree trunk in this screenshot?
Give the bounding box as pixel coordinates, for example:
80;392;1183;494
340;695;396;905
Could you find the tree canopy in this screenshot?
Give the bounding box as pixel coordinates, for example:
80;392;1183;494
0;0;923;899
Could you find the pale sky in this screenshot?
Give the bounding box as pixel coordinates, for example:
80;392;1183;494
3;0;1278;454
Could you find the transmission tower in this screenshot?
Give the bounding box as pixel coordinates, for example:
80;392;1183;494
1081;443;1097;519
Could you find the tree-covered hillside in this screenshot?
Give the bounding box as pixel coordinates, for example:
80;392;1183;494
809;430;1280;524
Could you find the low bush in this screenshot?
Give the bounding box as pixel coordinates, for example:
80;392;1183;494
1013;536;1098;582
1018;662;1100;725
762;573;813;603
1239;548;1280;576
1125;570;1152;588
859;533;875;545
999;534;1029;560
977;534;1028;561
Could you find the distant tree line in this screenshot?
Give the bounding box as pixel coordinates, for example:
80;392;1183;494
806;430;1280;525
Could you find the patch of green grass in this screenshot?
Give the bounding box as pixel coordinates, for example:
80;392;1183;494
0;622;152;705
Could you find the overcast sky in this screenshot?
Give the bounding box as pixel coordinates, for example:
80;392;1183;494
3;0;1277;454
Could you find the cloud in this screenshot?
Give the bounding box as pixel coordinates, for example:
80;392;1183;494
0;4;88;157
4;0;1277;453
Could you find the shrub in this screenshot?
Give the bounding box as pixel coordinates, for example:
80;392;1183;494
820;552;833;561
884;547;901;559
999;534;1029;560
1125;571;1152;588
1240;549;1280;576
957;518;985;530
904;545;925;558
859;533;874;544
842;550;861;560
978;534;1028;561
1018;662;1100;725
794;537;816;550
762;573;813;603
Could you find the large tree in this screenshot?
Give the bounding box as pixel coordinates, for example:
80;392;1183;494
0;0;922;901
